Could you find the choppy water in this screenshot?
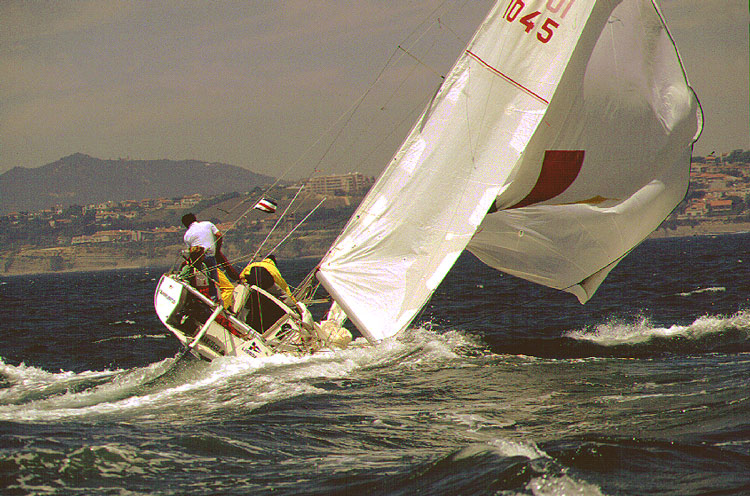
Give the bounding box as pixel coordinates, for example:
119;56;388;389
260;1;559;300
1;234;749;495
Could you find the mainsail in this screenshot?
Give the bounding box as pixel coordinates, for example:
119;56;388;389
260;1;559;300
317;0;702;343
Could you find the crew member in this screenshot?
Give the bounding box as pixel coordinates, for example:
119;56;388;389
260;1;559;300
238;255;295;332
239;255;294;305
178;247;211;297
181;213;223;301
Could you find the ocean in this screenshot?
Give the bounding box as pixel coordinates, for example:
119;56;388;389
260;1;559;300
1;233;748;495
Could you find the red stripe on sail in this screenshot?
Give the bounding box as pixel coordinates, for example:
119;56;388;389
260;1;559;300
509;150;585;209
466;50;549;105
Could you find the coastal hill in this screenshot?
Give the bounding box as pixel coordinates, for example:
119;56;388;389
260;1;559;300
0;153;275;214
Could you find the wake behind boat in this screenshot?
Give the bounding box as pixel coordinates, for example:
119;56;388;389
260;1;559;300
155;0;702;361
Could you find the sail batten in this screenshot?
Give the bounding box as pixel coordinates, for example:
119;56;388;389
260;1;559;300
317;0;701;341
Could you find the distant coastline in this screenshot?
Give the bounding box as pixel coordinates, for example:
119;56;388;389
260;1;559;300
649;220;750;239
0;240;331;277
3;150;748;277
3;221;750;277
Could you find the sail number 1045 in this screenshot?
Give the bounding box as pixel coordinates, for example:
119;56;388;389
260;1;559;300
504;0;576;43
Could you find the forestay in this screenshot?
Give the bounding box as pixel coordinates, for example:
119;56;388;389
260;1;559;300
317;0;702;343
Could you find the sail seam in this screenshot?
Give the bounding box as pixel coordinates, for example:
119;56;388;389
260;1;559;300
465;49;549;105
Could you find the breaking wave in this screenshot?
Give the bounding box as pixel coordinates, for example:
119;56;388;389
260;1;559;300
0;328;479;424
348;439;605;496
563;310;750;356
677;286;726;297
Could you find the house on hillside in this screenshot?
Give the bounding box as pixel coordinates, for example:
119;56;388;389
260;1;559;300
707;199;733;215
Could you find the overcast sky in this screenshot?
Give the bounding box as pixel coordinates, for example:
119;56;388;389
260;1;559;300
1;0;748;179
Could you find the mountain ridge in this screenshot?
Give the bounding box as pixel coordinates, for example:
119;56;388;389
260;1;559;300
0;153;276;213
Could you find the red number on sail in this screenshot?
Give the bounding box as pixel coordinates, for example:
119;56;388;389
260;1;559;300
520;11;541;33
537;18;559;43
507;0;561;43
546;0;575;18
506;0;525;22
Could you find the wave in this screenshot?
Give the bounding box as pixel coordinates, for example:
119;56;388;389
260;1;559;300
0;357;182;421
0;360;122;405
544;436;750;495
479;310;750;358
331;438;604;496
562;310;750;356
0;328;477;424
677;286;726;297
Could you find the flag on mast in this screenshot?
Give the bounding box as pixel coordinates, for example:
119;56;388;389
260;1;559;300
253;197;277;213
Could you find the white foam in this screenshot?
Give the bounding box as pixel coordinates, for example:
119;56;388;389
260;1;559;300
453;438;547;461
447;413;516;432
527;474;605;496
0;359;121;404
677;286;726;297
0;326;478;423
0;358;176;421
564;310;750;346
93;334;167;343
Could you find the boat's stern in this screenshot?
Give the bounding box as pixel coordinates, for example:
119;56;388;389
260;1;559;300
154;274;277;361
153;272;352;362
154;274;190;344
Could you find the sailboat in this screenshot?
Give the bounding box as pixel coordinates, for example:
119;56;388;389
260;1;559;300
155;0;702;361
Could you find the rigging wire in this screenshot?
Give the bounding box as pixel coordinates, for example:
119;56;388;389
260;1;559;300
320;0;481;178
251;186;309;262
213;40;409;247
286;0;468;183
199;1;476;289
397;45;445;80
259;198;327;262
282;1;481;295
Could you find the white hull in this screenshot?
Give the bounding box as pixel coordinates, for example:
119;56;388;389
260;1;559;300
154;274;359;361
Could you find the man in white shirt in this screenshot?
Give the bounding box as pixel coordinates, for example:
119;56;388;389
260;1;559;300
182;213;222;301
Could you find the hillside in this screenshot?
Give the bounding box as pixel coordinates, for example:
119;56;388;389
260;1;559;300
0;153;275;213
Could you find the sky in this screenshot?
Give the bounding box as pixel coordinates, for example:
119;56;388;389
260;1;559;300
1;0;748;179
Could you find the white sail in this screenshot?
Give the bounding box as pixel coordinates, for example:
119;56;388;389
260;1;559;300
468;0;702;302
317;0;701;342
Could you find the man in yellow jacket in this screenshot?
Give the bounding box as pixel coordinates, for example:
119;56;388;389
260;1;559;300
239;255;294;305
238;255;295;332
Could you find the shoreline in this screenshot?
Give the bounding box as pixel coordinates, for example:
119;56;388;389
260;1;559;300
2;222;750;277
648;221;750;239
0;243;329;277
